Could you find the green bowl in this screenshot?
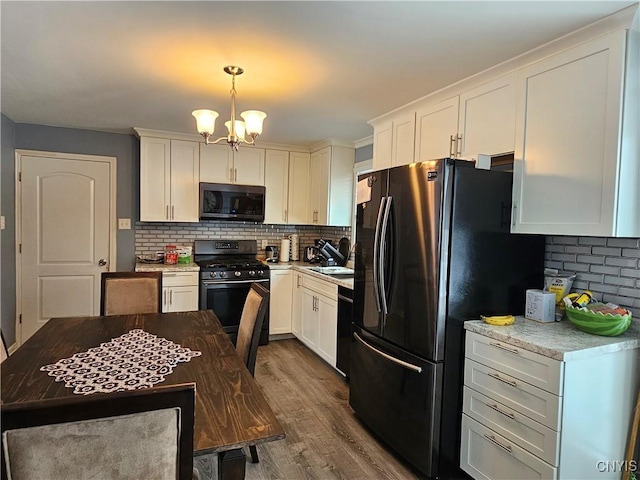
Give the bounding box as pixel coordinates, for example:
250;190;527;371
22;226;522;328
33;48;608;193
565;306;632;336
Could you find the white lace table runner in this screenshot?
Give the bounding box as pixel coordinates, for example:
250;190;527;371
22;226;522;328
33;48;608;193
40;329;201;395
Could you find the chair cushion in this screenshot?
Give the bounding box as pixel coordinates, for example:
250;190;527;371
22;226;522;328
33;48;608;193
103;277;160;315
3;407;180;480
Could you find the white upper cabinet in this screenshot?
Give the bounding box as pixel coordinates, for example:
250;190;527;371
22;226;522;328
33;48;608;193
373;119;393;170
140;137;199;222
264;149;290;224
415;96;459;163
310;147;331;224
310;146;354;226
511;29;639;237
199;143;265;186
457;74;517;160
287;151;312;225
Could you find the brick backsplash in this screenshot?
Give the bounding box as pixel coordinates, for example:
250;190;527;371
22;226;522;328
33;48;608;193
135;222;351;260
545;236;640;316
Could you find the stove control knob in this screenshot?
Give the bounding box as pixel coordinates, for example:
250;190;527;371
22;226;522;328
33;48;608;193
248;271;255;276
220;272;227;278
209;271;217;278
257;270;263;276
234;271;242;277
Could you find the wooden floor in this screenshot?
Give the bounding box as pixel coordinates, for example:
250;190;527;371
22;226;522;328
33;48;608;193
194;338;422;479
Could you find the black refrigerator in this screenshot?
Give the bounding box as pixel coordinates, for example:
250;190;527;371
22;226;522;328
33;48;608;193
349;159;544;478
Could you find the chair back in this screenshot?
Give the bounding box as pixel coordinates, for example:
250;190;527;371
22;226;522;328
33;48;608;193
0;332;7;363
1;383;195;480
235;282;270;376
100;271;163;316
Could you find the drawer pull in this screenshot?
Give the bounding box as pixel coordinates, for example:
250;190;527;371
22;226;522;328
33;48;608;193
486;403;516;419
488;372;517;387
484;434;513;453
489;342;519;355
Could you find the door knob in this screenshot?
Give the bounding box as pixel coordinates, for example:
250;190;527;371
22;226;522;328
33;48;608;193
98;259;107;266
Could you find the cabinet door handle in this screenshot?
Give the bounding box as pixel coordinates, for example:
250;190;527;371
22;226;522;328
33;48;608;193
166;205;169;220
230;167;234;182
456;134;462;156
488;372;517;387
483;434;512;453
171;205;175;220
512;203;517;227
486;403;516;420
163;290;167;306
284;210;288;222
234;168;238;182
297;275;301;288
489;342;519;355
449;135;455;157
169;289;173;305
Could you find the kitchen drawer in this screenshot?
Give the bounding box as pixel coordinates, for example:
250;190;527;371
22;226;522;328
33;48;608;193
466;331;564;395
465;359;561;431
461;414;557;480
463;387;559;466
162;271;198;287
300;273;337;298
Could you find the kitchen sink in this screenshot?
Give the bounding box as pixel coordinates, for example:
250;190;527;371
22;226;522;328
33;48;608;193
309;266;354;276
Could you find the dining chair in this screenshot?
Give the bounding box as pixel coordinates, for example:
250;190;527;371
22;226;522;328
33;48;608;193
1;383;196;480
100;271;163;316
235;282;270;463
0;331;8;363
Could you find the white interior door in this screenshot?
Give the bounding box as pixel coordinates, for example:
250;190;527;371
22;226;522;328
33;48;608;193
18;151;115;344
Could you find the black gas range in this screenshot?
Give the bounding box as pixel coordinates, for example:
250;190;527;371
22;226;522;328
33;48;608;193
194;240;269;345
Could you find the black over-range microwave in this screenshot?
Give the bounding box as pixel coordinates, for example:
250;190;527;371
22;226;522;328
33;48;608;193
199;182;265;222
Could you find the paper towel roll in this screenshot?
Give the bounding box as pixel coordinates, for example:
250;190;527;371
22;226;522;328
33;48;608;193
280;239;290;262
289;234;299;261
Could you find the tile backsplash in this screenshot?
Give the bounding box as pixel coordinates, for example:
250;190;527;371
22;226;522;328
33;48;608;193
544;236;640;316
135;222;351;260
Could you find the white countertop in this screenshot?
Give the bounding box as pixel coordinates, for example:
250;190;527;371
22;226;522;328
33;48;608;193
465;316;640;361
135;262;200;272
262;260;354;290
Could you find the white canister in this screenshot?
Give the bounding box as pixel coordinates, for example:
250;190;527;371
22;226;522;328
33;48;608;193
289;234;299;261
280;239;291;262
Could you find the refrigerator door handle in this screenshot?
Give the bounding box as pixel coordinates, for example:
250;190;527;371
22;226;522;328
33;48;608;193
379;195;393;315
353;332;422;373
373;197;387;313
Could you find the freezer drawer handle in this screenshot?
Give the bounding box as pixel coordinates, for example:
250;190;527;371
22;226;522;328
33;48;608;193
488;372;517;387
353;332;422;373
489;342;519;355
486;403;516;420
483;434;513;454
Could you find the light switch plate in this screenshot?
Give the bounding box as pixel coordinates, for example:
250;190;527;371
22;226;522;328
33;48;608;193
118;218;131;230
261;239;269;249
0;216;5;230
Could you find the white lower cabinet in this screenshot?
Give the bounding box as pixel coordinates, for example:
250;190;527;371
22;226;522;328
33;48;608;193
292;271;339;368
269;270;293;335
462;330;639;480
161;272;198;313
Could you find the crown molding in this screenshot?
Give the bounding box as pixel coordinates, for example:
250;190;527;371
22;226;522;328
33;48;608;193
354;136;373;148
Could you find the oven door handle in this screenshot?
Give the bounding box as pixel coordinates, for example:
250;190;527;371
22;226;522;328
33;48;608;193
201;278;269;285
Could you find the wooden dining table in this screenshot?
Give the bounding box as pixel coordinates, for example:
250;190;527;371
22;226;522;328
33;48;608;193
0;310;285;480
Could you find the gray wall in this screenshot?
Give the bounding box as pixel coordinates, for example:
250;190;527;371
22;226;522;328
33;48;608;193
1;120;138;346
1;114;16;346
355;143;373;163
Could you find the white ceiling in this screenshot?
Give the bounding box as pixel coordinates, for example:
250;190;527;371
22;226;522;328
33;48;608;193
1;1;635;147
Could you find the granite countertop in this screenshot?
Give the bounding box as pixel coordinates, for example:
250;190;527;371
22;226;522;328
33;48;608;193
135;262;200;272
465;316;640;362
262;260;354;290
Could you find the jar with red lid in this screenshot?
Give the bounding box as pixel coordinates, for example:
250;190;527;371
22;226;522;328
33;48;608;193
164;245;178;265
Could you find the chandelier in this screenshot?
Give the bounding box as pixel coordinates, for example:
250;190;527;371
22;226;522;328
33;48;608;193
192;66;266;151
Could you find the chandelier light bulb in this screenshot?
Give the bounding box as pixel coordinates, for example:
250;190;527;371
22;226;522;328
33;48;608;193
241;110;267;136
225;120;246;140
192;109;218;136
